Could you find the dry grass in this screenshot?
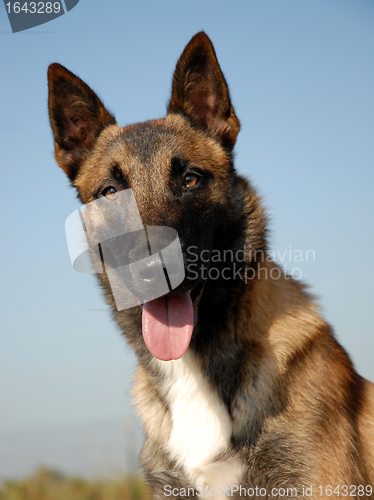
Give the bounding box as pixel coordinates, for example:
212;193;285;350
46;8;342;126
0;468;150;500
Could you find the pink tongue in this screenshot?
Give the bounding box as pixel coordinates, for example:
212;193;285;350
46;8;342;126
142;292;194;361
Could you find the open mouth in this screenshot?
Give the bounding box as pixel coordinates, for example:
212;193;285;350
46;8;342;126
141;278;206;361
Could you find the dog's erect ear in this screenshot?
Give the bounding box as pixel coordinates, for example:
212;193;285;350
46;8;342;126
167;32;240;148
48;63;116;181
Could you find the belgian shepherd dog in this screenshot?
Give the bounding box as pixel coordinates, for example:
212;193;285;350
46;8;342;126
48;32;374;498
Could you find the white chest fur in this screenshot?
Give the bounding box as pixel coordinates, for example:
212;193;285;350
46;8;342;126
154;352;244;491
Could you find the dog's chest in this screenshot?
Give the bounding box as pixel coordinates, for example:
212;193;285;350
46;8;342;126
155;353;244;490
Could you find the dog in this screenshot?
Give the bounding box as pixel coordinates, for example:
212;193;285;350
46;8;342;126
48;32;374;498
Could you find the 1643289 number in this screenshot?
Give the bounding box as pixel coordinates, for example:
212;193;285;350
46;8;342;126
5;2;61;14
318;485;373;497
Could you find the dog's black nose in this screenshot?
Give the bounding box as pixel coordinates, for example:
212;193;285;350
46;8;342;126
136;252;184;289
137;255;162;284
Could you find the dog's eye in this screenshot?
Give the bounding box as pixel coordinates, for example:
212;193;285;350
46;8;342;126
102;186;118;200
183;173;199;189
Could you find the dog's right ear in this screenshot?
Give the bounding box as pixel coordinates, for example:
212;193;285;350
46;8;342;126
168;32;240;149
48;63;116;181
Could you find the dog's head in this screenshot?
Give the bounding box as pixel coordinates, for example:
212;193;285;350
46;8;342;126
48;32;265;361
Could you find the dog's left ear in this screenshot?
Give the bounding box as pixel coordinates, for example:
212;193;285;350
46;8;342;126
168;32;240;149
48;63;116;182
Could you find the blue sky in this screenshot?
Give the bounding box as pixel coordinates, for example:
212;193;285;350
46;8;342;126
1;0;374;477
